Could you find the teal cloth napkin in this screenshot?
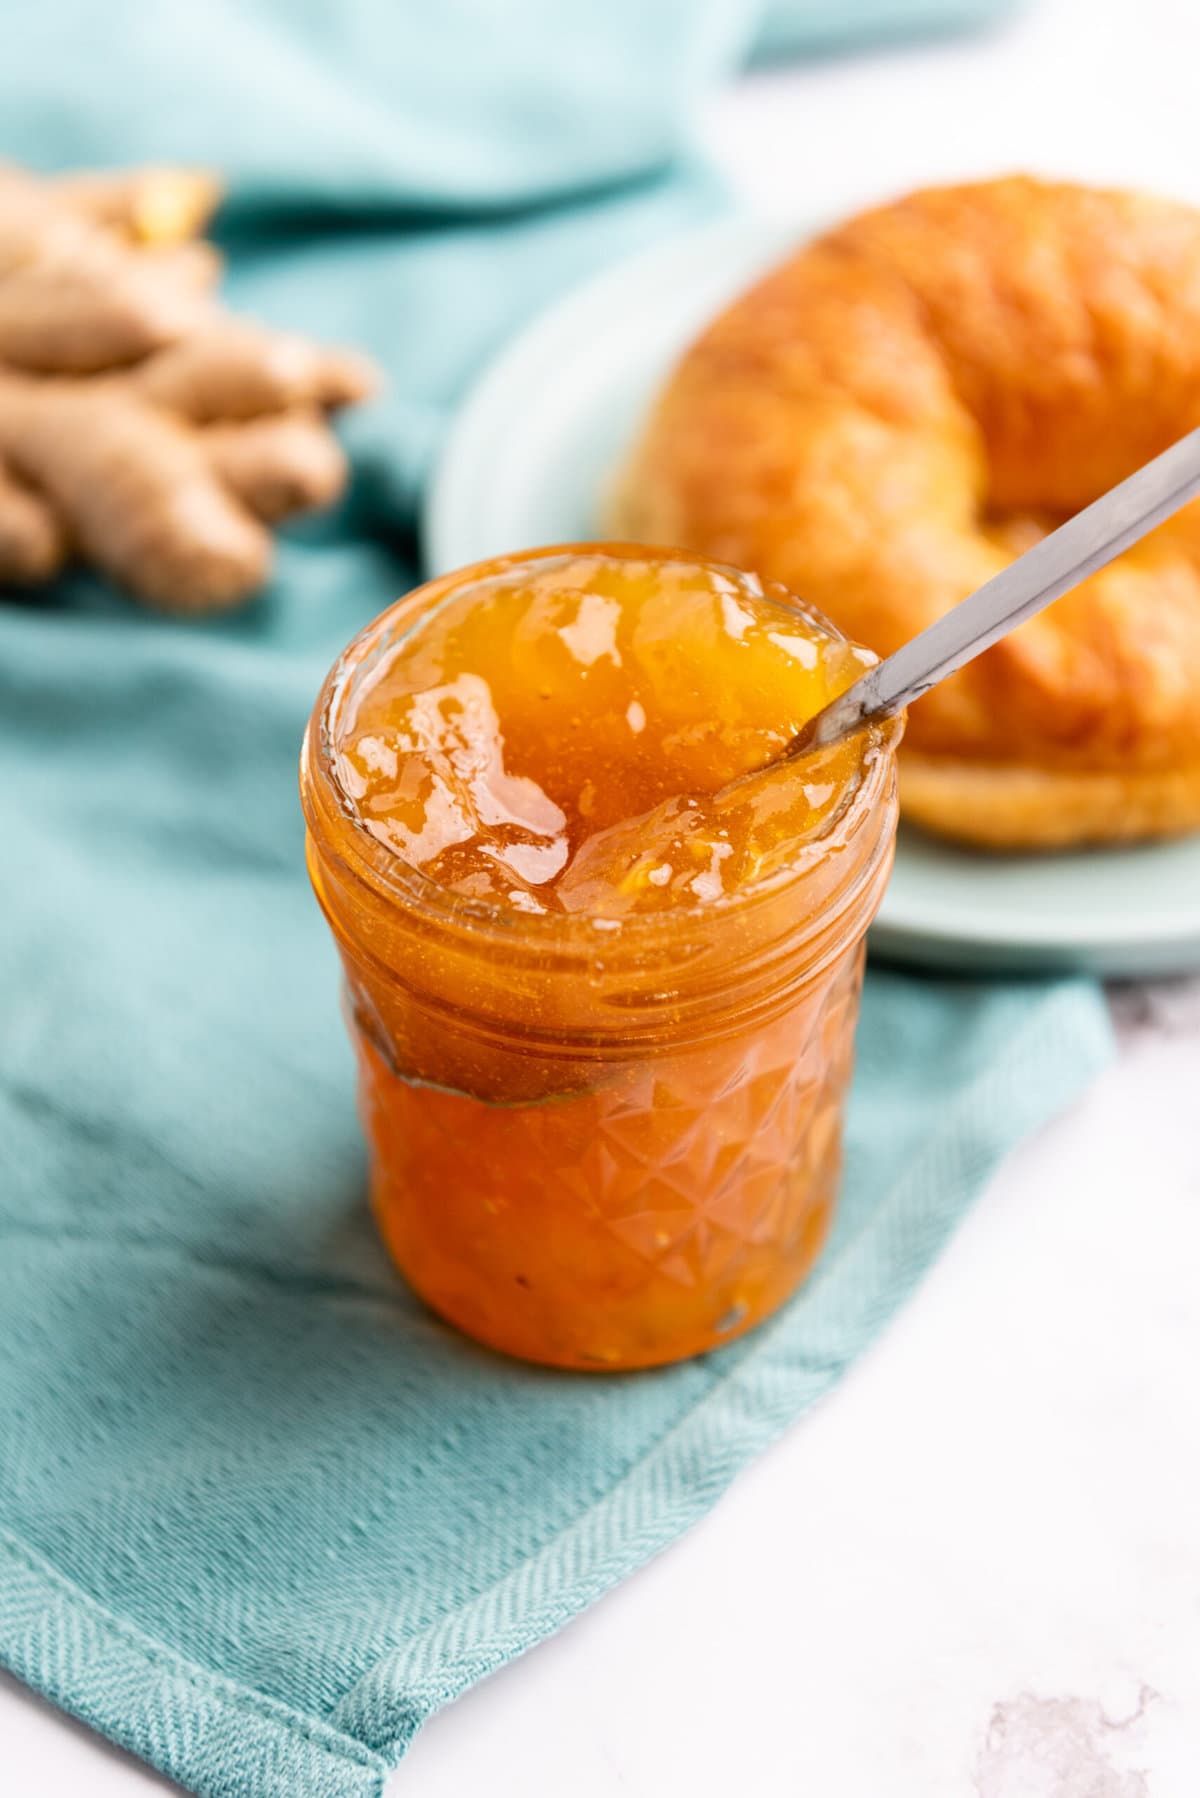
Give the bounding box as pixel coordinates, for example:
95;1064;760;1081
0;4;1109;1796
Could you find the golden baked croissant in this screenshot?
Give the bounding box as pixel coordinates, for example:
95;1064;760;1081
611;176;1200;850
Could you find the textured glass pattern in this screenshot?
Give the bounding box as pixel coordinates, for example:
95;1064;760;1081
358;944;865;1369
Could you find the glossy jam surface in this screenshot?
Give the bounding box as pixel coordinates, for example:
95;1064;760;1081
335;553;872;918
304;549;898;1370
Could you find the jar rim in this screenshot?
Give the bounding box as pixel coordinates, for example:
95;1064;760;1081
300;544;900;962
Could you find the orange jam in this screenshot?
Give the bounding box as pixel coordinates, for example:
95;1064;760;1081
301;547;900;1369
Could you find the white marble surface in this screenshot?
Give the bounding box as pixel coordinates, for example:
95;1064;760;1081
5;1;1200;1791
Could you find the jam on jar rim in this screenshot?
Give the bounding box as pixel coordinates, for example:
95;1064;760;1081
301;542;901;961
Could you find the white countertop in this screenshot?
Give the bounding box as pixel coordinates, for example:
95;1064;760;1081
6;2;1200;1790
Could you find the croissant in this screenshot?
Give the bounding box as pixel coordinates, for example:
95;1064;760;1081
611;177;1200;849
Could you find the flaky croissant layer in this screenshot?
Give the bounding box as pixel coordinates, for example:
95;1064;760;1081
612;176;1200;849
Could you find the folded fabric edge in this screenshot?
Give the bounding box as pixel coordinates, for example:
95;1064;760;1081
0;1529;388;1798
330;980;1114;1764
752;0;1020;60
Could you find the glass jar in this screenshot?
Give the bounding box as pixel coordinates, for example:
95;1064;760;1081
301;548;900;1371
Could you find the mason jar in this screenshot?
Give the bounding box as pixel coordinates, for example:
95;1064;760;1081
301;548;900;1370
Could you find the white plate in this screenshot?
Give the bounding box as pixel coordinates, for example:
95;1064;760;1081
425;218;1200;977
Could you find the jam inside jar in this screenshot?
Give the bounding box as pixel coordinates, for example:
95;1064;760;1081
301;546;900;1370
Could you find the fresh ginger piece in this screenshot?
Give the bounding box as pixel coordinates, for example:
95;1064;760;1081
135;320;376;422
51;166;222;245
0;161;378;611
203;408;348;523
0;371;269;611
0;460;65;582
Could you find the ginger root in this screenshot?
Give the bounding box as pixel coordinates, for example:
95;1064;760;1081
0;163;377;611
